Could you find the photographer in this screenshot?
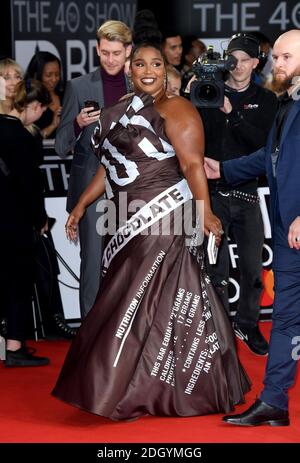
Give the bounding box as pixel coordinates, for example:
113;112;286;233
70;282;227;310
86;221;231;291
199;34;277;355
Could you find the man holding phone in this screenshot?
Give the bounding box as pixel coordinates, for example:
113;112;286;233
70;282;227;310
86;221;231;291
84;100;100;113
55;20;132;318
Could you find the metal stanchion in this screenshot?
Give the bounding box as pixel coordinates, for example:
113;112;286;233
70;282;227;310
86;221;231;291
31;283;45;340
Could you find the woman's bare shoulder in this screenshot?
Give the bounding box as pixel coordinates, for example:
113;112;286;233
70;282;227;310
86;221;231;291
165;94;191;105
119;92;135;102
162;94;199;119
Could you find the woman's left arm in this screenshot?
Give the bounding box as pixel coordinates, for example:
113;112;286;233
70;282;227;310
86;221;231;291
162;96;223;239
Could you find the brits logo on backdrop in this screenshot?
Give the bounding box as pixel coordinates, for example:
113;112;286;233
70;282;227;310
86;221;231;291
15;40;62;76
244;104;259;109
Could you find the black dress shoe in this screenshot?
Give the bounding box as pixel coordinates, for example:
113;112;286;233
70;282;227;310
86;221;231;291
4;345;49;367
233;322;269;356
223;399;289;426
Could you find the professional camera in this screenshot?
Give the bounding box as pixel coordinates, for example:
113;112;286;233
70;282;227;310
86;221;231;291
190;46;237;108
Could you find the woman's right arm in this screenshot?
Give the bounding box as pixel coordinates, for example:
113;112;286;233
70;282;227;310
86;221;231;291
161;96;223;241
65;165;106;241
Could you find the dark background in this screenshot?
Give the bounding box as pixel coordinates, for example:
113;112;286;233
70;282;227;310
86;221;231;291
1;0;12;58
4;0;300;56
4;0;300;59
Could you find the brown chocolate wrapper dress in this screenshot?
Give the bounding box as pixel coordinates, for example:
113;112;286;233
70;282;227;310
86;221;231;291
52;93;251;420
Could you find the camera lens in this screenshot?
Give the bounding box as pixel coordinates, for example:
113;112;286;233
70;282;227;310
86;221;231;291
197;83;220;102
190;77;224;108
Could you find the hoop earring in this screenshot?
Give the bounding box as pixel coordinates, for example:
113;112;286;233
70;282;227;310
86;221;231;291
164;73;167;91
128;75;133;92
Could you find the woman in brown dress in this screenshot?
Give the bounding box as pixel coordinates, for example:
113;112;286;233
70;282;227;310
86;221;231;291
52;42;250;420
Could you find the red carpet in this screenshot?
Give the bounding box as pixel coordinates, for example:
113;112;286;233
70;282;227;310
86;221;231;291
0;322;299;443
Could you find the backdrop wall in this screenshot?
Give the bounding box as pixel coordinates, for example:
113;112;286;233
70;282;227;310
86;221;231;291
9;0;296;321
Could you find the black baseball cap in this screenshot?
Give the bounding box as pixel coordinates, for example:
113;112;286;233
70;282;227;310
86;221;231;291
227;34;259;58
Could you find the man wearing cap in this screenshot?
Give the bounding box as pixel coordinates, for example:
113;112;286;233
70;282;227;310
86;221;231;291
199;34;278;355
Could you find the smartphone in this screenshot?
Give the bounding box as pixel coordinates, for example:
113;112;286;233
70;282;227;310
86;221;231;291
84;100;100;113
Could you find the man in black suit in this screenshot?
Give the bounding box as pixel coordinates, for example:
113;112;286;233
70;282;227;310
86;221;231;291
204;29;300;426
55;20;132;318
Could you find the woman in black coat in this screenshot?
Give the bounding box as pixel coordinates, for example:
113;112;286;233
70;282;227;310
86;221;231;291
0;78;51;366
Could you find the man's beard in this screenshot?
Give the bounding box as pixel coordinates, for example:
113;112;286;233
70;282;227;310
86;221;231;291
272;66;300;94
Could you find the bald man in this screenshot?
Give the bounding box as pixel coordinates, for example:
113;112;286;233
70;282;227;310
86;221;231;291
204;30;300;426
